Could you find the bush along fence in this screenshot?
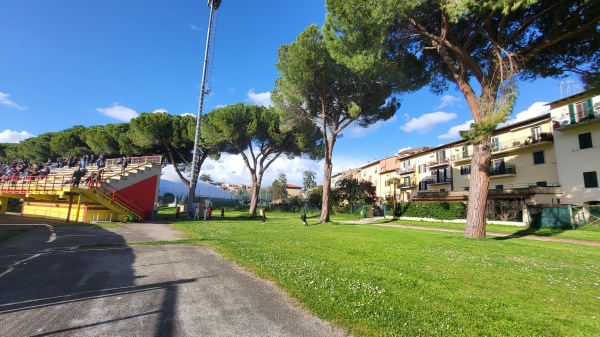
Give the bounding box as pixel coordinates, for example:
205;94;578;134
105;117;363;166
397;201;467;220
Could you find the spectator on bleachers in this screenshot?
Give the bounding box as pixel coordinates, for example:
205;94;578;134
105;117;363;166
71;167;86;188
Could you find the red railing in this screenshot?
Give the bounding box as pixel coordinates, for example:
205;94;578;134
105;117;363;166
105;154;162;169
90;182;145;219
0;173;73;194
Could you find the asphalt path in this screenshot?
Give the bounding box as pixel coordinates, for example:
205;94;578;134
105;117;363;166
0;215;349;337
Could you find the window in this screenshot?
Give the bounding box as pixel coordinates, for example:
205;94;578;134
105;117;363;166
460;165;471;175
462;145;469;158
583;171;598;188
491;137;500;151
579;132;593;149
574;101;589;120
531;126;542;141
533;151;545;164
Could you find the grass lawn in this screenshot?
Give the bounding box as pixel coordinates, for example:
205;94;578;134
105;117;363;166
170;210;600;336
383;219;600;242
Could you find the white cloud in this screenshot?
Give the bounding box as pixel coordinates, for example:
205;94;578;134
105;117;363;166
400;111;457;133
247;90;272;107
346;115;397;138
152;109;168;113
0;129;35;143
180;112;195;117
190;24;202;32
435;95;460;110
397;146;411;153
509;101;550;124
437;119;473;140
0;92;27;110
96;103;138;122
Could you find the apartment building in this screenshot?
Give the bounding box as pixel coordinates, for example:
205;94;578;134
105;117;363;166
377;156;400;199
328;89;599;223
549;89;600;210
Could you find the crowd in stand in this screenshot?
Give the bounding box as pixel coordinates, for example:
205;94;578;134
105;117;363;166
0;155;108;185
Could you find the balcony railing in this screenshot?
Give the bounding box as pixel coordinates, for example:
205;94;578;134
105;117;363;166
451;152;472;161
424;177;452;185
490;163;516;176
428;158;450;168
451;134;553;161
397;166;415;175
553;109;600;130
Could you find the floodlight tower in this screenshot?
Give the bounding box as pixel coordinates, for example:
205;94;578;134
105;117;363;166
188;0;222;211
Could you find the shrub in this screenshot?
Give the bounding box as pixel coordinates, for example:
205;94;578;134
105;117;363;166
399;201;466;220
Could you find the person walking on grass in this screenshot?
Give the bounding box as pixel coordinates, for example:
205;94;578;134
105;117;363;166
259;209;266;224
194;205;200;220
301;211;307;226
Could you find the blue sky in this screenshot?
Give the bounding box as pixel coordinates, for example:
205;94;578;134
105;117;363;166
0;0;582;187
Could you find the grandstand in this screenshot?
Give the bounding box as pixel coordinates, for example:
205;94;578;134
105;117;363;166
0;155;163;222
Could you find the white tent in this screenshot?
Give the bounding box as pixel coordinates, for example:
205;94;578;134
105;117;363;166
159;179;236;200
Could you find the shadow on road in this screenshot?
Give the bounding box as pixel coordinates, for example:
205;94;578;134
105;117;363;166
0;214;193;337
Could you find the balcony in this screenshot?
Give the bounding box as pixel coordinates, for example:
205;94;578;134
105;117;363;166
553;109;600;131
451;134;553;162
492;134;553;155
428;158;450;169
400;182;416;189
490;163;516;177
397;166;415;175
451;152;472;163
424;177;451;185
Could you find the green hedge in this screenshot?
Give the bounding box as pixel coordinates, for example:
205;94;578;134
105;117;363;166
399;201;466;220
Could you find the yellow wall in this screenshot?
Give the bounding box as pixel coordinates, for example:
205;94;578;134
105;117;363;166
22;199;119;223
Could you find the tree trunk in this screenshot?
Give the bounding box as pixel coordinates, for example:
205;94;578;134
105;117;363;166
465;140;492;239
248;176;260;216
320;155;333;222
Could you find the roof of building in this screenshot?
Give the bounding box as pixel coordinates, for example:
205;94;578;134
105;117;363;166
286;183;302;189
545;88;599;108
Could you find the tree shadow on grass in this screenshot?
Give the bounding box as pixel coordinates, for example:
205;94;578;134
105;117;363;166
492;226;566;241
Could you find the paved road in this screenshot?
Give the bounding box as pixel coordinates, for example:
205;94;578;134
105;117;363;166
0;215;349;337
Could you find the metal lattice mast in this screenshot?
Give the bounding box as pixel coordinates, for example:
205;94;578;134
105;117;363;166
188;0;222;211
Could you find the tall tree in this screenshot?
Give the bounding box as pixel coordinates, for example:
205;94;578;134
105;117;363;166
199;174;213;182
271;173;289;201
302;170;317;191
50;129;88;158
19;132;55;162
128;112;213;187
387;177;403;215
333;177;377;208
326;0;600;238
85;124;123;157
274;24;418;223
201;103;320;215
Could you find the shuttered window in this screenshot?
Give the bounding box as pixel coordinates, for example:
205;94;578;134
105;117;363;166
578;132;593;149
583;171;598;188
